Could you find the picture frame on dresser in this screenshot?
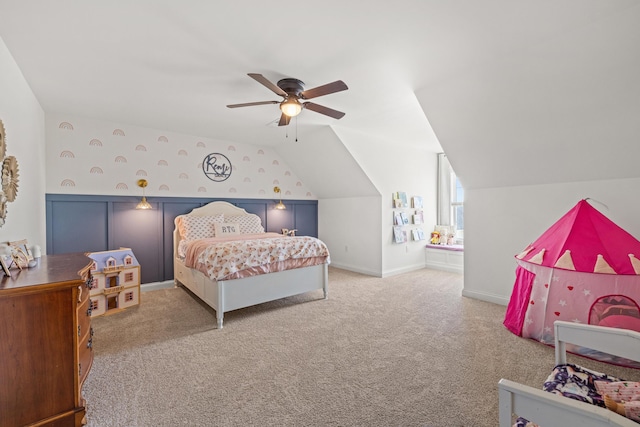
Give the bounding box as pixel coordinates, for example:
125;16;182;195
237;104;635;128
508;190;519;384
8;239;33;261
0;256;10;276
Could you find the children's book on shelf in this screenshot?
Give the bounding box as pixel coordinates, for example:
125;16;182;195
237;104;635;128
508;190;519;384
394;212;403;225
394;191;408;208
412;196;423;209
412;229;420;241
393;226;407;243
413;210;424;224
399;192;408;207
400;212;409;225
417;229;426;240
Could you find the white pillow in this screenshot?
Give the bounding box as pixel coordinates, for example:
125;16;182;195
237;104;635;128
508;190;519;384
225;214;265;234
214;222;241;236
178;214;224;240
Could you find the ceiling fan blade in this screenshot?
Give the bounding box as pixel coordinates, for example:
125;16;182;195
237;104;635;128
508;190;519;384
227;100;279;108
300;80;348;100
278;113;291;126
303;102;346;119
248;73;288;97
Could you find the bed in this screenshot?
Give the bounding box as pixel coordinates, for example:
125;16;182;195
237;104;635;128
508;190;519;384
499;321;640;427
173;201;329;329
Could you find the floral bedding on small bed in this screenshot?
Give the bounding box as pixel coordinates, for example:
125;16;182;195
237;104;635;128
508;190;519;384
183;233;330;281
515;363;636;426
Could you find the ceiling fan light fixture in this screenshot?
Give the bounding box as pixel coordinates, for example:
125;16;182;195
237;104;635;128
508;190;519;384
280;98;302;117
228;74;347;126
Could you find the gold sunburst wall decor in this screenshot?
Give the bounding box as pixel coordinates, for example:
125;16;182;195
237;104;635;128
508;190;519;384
0;118;20;228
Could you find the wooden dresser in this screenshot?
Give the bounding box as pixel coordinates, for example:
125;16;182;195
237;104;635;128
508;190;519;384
0;253;94;427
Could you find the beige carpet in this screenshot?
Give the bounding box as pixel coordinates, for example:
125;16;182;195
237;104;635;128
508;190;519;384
83;267;638;427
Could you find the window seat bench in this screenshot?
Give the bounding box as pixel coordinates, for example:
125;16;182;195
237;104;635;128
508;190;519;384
425;244;464;274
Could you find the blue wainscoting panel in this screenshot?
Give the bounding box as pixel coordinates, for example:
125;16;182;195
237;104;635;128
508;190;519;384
295;203;318;237
266;202;294;234
47;199;109;254
111;201;163;284
46;194;318;284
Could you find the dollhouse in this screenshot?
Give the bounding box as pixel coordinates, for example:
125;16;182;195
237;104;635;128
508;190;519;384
87;248;140;317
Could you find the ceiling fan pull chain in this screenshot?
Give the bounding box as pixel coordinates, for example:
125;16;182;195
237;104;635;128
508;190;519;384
295;116;298;142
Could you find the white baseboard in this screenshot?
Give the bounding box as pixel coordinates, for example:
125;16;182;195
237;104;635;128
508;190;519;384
425;264;464;274
461;288;508;306
141;280;175;292
381;263;428;278
328;262;381;277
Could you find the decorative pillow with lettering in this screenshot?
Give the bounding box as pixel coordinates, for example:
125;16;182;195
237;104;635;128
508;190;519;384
214;222;241;236
225;214;265;234
178;214;225;241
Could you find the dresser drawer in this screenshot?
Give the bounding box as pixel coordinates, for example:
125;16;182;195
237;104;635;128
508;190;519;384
78;330;93;385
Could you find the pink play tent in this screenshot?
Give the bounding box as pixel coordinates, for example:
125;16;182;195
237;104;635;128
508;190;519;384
504;199;640;367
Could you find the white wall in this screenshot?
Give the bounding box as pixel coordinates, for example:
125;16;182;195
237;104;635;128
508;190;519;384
275;126;384;275
45;113;314;200
333;126;439;277
319;196;382;276
463;178;640;305
0;37;46;249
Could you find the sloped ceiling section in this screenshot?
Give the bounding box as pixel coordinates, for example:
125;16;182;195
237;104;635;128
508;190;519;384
415;2;640;191
274;126;379;199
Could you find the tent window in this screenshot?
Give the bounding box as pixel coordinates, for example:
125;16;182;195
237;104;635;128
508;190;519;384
589;295;640;333
437;153;464;243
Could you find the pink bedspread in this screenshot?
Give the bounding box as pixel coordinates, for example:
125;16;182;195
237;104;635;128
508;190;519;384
183;233;330;281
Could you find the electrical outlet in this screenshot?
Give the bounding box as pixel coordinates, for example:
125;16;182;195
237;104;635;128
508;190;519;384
405;245;409;253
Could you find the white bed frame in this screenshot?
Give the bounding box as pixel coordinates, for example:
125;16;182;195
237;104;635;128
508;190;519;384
173;201;328;329
498;321;640;427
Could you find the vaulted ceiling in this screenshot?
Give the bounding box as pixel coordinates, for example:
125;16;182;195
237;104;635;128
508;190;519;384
1;1;639;191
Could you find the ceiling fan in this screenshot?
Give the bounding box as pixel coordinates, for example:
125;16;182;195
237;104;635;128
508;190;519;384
227;73;348;126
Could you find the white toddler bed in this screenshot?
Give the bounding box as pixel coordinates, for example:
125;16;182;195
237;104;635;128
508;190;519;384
499;321;640;426
173;201;329;329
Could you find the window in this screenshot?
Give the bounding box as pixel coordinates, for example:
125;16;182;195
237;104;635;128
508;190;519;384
125;292;134;302
124;272;133;282
437;153;464;243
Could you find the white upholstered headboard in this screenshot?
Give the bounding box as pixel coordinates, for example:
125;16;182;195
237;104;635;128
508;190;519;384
173;201;251;257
